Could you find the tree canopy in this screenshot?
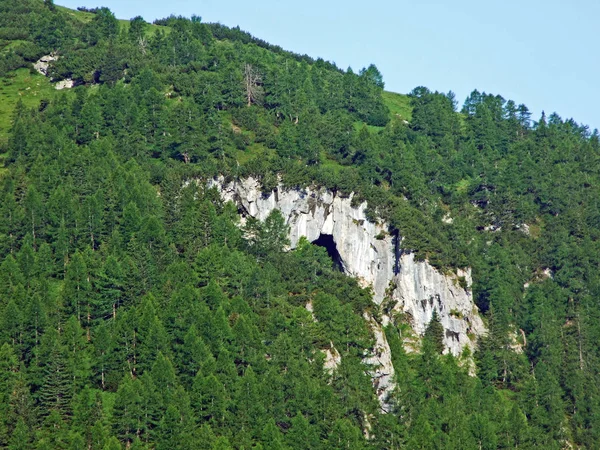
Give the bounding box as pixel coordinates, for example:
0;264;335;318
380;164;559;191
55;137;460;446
0;2;599;448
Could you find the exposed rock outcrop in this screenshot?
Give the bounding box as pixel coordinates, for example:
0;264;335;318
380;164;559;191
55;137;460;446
55;79;74;90
363;314;395;412
323;343;342;373
210;176;486;407
387;254;482;356
33;54;57;76
33;54;74;90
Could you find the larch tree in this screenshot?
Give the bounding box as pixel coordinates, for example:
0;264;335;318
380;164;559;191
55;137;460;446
244;63;263;107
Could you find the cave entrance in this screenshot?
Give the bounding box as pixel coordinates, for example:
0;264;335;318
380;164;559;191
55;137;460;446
312;233;344;272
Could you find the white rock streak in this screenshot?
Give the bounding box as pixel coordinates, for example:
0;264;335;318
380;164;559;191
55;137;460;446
211;176;485;407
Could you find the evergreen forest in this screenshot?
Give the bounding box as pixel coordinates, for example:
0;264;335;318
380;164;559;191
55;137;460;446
1;1;600;448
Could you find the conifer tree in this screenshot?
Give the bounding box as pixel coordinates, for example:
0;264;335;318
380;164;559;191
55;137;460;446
0;255;25;299
0;343;19;443
423;310;444;354
192;373;228;428
177;326;215;388
63;251;91;325
261;419;285;450
112;375;144;444
8;419;31;450
155;405;183;450
38;332;72;417
286;412;319;450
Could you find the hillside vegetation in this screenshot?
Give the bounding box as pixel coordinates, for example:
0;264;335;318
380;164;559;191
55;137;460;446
1;1;600;448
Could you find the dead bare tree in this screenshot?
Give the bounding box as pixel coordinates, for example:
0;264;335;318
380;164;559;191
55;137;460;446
138;36;148;55
244;63;263;107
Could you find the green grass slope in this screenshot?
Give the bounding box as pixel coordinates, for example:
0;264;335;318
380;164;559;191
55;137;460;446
382;91;412;122
0;68;55;145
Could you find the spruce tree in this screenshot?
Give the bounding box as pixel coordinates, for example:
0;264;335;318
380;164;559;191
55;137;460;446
423;310;444;354
8;418;31;450
38;334;72;417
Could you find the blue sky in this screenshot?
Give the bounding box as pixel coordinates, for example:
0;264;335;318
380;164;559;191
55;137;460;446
58;0;600;130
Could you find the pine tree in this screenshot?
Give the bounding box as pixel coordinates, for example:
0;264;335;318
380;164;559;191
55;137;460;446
95;255;124;322
206;306;233;353
121;202;142;244
63;251;90;325
69;433;86;450
177;326;215;388
0;254;25;299
244;209;290;259
2;300;23;350
261;419;285;450
212;436;233;450
327;419;365;450
90;420;109;450
286;412;319;450
469;413;497;450
192;374;228;428
38;409;69;449
81;192;104;250
63;316;92;390
155;405;183;450
0;343;19;444
16;235;36;281
23;186;44;247
78;98;103;144
55;218;70;276
38;332;72;417
36;242;55;278
6;375;36;433
423;310;444;354
71;388;104;446
103;436;122;450
136;305;171;374
8;418;31;450
112;375;144;444
506;404;529;448
235;367;265;433
150;353;180;405
99;40;123;86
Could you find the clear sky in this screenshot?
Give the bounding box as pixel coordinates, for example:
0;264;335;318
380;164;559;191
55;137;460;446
58;0;600;130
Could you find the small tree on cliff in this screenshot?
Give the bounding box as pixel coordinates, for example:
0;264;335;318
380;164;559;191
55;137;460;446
424;310;444;354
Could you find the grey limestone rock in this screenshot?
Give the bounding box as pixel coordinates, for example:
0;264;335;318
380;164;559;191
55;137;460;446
210;176;486;407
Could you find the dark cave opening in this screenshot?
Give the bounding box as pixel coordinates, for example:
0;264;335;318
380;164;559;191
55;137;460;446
312;233;344;272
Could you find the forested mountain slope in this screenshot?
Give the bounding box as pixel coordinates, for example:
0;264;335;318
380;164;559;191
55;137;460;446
1;1;600;448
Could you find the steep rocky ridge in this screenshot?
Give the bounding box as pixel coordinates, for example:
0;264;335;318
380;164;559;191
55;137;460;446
210;176;486;407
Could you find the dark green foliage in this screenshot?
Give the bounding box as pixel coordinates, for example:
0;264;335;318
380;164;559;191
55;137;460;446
360;64;385;89
83;7;119;45
37;330;72;416
0;2;600;448
423;310;444;354
244;209;290;259
409;86;460;148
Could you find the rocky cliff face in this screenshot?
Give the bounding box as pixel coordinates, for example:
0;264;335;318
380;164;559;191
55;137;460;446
210;177;485;406
389;254;482;355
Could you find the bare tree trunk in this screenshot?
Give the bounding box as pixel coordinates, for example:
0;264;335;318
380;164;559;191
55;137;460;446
101;357;105;390
244;63;263;107
87;304;91;341
138;36;147;55
578;313;584;370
